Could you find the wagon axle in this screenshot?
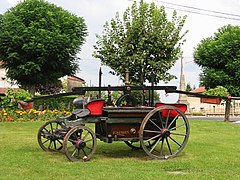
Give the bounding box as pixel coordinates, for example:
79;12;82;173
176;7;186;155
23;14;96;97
47;133;60;141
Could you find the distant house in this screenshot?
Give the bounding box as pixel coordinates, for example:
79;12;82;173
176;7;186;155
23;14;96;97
67;75;85;92
186;87;226;115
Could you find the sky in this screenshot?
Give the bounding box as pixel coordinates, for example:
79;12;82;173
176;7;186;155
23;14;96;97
1;0;240;102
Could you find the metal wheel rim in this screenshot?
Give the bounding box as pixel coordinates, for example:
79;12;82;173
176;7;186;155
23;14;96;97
139;105;190;160
63;126;97;162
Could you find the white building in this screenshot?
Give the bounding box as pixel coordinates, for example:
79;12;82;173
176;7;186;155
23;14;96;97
0;61;18;94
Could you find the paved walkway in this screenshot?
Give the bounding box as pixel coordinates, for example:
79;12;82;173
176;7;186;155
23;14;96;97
187;116;240;122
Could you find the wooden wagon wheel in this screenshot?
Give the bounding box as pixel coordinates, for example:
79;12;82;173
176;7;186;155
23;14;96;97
37;120;67;152
63;126;97;162
139;105;190;160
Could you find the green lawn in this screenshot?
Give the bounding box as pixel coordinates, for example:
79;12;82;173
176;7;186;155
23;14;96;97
0;120;240;180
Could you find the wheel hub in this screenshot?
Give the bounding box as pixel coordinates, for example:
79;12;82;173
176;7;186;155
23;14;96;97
161;128;170;138
46;133;58;141
75;139;86;149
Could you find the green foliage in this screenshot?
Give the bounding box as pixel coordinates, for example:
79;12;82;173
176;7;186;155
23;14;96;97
84;91;107;100
33;96;78;111
194;25;240;96
0;88;32;110
0;0;87;94
132;90;160;104
93;0;187;85
203;86;229;97
35;80;62;94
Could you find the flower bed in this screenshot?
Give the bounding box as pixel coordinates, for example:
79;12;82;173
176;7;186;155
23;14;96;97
0;109;71;122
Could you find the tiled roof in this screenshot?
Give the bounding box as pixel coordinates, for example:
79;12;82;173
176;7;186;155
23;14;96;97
67;75;85;82
191;86;206;93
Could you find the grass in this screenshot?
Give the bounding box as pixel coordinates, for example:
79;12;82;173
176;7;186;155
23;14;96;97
0;120;240;179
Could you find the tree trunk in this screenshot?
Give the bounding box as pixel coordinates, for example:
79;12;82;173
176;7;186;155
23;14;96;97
224;99;231;122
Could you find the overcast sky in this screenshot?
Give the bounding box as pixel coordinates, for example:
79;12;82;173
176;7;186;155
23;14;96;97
1;0;240;102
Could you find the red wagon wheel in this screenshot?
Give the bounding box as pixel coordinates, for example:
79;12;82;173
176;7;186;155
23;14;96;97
139;105;190;159
37;120;66;152
63;126;97;162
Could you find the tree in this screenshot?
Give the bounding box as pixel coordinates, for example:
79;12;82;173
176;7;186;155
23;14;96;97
194;25;240;96
194;25;240;121
0;0;87;94
186;83;192;92
93;0;187;85
203;86;229;97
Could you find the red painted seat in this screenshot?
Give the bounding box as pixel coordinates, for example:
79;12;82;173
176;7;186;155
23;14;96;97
155;103;187;117
87;99;105;116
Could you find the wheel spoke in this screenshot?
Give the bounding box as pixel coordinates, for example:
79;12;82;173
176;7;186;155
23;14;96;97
73;132;79;140
50;123;54;133
71;148;78;157
48;140;53;149
171;132;188;137
169;136;182;147
144;134;161;143
82;148;87;156
42;138;50;145
158;111;164;129
149;137;162;153
166;138;172;155
68;138;76;144
165;110;170;128
40;131;45;136
57;139;63;145
82;132;90;141
78;130;83;139
170;123;185;131
143;129;159;133
85;145;93;151
53;140;57;149
160;138;165;155
77;149;81;158
43;127;49;133
84;138;94;143
167;115;178;129
149;119;162;131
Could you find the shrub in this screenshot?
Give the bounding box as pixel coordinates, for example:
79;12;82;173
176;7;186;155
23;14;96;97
0;88;32;110
33;96;78;111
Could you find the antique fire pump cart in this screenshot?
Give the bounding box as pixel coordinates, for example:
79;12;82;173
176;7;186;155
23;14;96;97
36;73;193;162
